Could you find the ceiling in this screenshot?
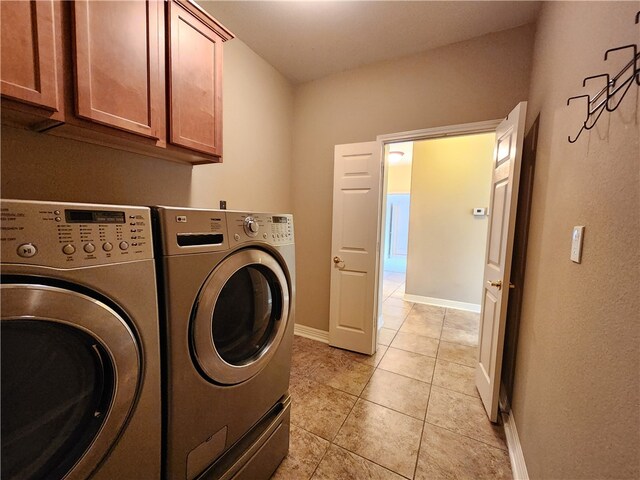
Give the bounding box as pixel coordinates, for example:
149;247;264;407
199;1;541;84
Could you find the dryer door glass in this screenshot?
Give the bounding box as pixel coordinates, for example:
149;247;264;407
1;283;141;480
212;264;282;364
192;249;291;385
0;320;113;480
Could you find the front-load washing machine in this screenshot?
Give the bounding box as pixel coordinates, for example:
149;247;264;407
0;199;161;480
152;207;295;480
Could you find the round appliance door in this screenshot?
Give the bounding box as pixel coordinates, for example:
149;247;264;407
192;248;290;385
0;284;140;480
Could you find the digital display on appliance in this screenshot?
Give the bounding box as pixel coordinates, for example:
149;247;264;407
272;216;288;224
65;210;126;224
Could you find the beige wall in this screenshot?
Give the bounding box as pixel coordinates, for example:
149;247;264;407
386;142;413;194
406;133;494;305
387;163;412;194
292;24;535;331
1;38;293;212
191;40;294;212
512;2;639;479
1;125;193;206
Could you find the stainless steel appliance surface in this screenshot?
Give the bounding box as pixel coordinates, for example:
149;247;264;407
152;206;295;480
0;199;161;480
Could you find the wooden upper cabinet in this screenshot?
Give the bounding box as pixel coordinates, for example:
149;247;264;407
72;0;163;139
0;0;59;111
167;0;233;157
1;0;233;164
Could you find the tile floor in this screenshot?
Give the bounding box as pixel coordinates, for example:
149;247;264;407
271;272;512;480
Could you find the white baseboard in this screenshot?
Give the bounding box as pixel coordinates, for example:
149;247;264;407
502;410;529;480
403;293;481;313
293;323;329;344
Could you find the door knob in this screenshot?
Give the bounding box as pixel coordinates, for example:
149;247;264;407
487;280;502;290
333;256;343;265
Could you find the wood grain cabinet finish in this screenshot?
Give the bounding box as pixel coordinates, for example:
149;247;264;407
1;0;233;164
72;0;163;139
0;0;59;111
168;0;232;157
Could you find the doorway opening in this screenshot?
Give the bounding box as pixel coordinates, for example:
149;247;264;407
380;142;413;308
329;105;528;427
372;103;527;424
378;129;497;338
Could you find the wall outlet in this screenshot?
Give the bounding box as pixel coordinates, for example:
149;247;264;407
571;226;585;263
219;200;227;210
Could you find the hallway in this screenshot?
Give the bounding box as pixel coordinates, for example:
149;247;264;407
272;273;512;479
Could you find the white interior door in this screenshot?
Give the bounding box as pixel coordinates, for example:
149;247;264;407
386;194;410;273
329;141;382;355
476;102;527;422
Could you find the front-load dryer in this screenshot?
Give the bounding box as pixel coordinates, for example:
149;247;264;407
0;199;161;480
152;207;295;480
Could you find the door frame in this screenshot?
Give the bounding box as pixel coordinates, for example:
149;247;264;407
374;119;501;330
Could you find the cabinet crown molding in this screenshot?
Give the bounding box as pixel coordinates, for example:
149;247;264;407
176;0;235;42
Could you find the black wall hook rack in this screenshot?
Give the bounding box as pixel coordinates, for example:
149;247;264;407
567;11;640;143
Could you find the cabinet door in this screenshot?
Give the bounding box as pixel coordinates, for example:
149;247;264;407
167;0;224;157
0;0;59;111
73;0;163;139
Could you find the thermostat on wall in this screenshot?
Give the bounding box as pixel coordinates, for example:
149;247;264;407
473;207;487;216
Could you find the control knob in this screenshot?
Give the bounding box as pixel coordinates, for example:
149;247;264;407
243;216;259;237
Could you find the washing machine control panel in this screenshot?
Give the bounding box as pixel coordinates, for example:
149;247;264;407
243;216;259;237
228;213;294;246
153;207;293;254
267;214;294;245
1;199;153;268
153;207;230;256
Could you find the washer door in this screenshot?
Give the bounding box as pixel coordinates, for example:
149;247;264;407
0;284;140;480
192;249;290;385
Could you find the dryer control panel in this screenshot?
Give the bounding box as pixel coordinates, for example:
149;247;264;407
1;199;153;268
152;206;230;257
153;207;294;256
227;213;294;246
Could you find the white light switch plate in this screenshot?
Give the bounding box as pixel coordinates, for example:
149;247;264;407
571;226;585;263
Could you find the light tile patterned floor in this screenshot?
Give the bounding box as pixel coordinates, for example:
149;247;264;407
272;273;512;480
